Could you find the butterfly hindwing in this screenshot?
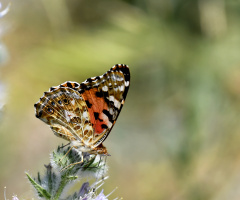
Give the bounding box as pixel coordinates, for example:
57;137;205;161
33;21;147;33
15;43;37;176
34;87;94;145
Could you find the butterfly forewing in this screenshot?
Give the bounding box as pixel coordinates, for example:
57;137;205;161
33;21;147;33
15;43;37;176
78;64;130;147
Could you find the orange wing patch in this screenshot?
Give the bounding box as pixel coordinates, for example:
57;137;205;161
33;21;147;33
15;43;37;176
81;88;109;135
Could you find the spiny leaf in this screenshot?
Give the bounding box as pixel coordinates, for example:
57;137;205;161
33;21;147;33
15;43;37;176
37;172;41;184
82;156;98;170
26;172;51;199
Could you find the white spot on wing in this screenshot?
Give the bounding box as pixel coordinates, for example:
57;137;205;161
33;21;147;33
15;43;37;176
109;96;121;108
72;92;80;99
109;96;114;102
119;85;124;91
83;111;89;120
84;124;92;132
102;85;108;92
71;99;75;105
64;110;77;122
116;76;124;81
109;107;114;115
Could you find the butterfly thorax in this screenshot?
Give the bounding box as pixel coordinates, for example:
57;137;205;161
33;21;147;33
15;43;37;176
71;141;109;156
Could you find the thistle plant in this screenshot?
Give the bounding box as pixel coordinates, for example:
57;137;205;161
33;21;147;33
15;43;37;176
26;145;118;200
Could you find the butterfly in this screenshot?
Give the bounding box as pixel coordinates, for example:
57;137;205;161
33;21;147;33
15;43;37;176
34;64;130;156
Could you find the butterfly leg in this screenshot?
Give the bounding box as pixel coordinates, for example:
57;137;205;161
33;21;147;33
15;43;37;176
59;145;75;163
59;142;70;149
60;153;83;172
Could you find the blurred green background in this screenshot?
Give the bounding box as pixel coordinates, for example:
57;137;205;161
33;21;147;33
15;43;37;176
1;0;240;199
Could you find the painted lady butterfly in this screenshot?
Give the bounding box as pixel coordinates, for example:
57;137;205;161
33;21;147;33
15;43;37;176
34;64;130;156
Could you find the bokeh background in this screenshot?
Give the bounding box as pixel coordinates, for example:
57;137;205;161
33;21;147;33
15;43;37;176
1;0;240;199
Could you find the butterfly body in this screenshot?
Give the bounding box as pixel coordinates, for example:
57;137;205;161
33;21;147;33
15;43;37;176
34;64;130;156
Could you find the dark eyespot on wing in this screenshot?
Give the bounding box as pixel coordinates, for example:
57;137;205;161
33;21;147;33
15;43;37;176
102;109;114;123
87;78;92;83
63;98;69;105
36;110;43;118
67;82;73;88
46;106;54;114
95;91;103;97
101;124;108;129
80;83;86;89
85;100;92;108
74;82;79;87
94;112;99;120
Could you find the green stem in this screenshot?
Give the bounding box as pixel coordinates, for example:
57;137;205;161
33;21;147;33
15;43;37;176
52;175;68;200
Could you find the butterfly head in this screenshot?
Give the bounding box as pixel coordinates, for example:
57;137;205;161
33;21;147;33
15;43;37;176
93;144;110;156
